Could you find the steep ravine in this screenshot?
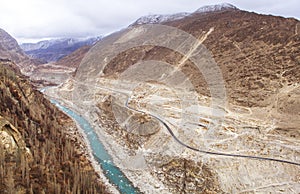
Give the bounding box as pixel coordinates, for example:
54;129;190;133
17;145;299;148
0;59;108;193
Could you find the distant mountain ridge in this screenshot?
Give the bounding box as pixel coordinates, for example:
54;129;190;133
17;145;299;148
20;36;101;63
194;3;237;13
131;3;237;25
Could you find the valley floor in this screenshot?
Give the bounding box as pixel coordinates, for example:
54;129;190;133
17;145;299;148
44;77;300;193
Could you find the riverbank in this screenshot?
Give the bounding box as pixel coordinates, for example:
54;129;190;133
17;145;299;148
43;89;119;194
44;86;170;193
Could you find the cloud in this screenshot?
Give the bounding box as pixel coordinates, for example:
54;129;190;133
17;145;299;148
231;0;300;19
0;0;299;42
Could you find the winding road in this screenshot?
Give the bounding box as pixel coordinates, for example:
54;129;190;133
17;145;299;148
124;96;300;167
90;83;300;167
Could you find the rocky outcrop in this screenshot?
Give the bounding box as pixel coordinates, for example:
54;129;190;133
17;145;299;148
147;155;223;193
96;95;161;150
0;116;32;160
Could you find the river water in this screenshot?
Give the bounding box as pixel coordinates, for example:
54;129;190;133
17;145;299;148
50;99;139;194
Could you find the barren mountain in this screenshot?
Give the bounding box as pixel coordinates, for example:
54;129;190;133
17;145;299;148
101;6;300;130
0;29;41;75
47;4;300;193
109;5;299;106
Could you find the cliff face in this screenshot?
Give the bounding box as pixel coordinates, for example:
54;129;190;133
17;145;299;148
0;59;107;193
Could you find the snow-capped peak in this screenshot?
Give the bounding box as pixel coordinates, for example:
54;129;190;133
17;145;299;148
132;12;190;25
195;3;237;13
131;3;238;26
20;37;101;52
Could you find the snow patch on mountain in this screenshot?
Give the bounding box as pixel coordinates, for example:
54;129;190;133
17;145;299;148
20;36;102;62
133;12;190;25
131;3;238;25
195;3;237;13
20;37;101;52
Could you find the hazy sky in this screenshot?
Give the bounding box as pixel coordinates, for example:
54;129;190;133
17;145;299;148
0;0;299;43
